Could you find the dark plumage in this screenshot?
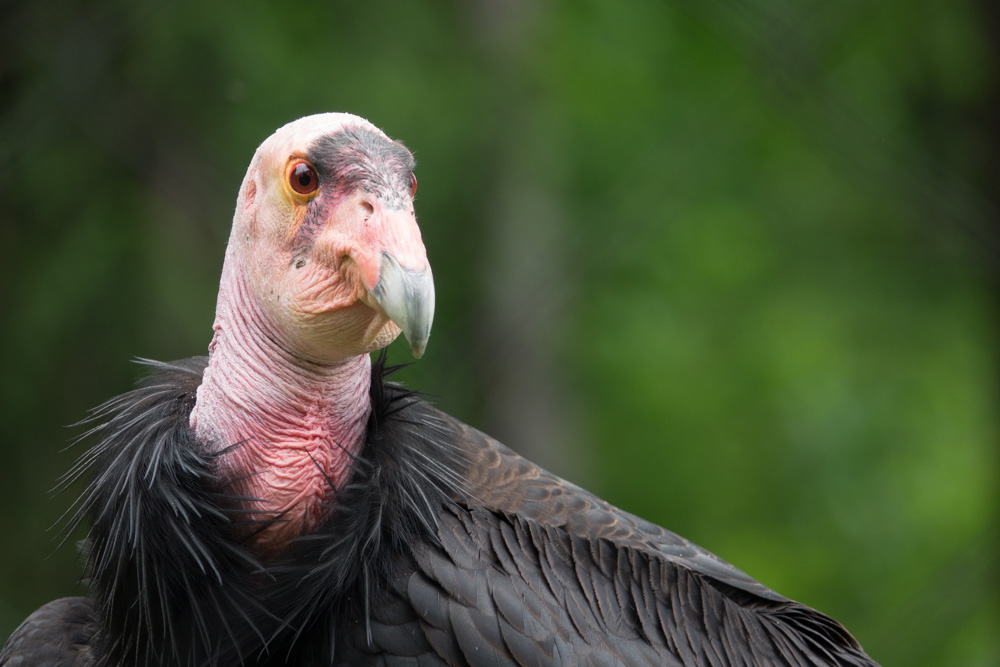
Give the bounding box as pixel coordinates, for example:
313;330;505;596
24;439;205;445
1;113;879;666
2;356;877;666
1;597;96;667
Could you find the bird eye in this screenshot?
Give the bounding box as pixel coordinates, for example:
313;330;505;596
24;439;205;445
410;173;418;197
289;161;319;196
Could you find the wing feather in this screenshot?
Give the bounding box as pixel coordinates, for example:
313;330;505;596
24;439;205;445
393;415;879;667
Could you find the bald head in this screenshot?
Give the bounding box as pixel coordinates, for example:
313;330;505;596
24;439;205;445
221;113;433;364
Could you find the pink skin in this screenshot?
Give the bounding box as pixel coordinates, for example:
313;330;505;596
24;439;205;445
189;114;429;553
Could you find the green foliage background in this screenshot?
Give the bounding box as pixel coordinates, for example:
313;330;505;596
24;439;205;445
1;1;997;664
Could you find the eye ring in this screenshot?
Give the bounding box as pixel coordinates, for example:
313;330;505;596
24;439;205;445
410;173;418;197
288;161;319;196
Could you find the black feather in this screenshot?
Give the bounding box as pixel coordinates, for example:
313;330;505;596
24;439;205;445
49;353;464;666
3;351;880;666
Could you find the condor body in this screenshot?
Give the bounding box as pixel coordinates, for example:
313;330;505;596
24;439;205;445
1;114;878;667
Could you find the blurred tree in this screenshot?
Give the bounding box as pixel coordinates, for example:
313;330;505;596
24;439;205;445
0;1;996;664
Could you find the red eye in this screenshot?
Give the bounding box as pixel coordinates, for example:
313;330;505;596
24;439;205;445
410;173;418;197
289;161;319;195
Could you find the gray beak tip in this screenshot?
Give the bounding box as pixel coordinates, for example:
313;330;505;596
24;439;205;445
371;252;435;359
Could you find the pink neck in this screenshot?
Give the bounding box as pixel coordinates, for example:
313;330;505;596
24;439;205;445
189;267;371;550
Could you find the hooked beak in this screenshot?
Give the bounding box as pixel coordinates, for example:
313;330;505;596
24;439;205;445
371;251;435;358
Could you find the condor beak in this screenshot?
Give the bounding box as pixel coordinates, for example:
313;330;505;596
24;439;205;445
371;251;435;358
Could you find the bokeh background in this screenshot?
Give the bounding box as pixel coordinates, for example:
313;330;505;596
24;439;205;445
2;1;998;664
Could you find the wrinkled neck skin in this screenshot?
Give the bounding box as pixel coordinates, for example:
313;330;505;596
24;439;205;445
189;255;371;553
